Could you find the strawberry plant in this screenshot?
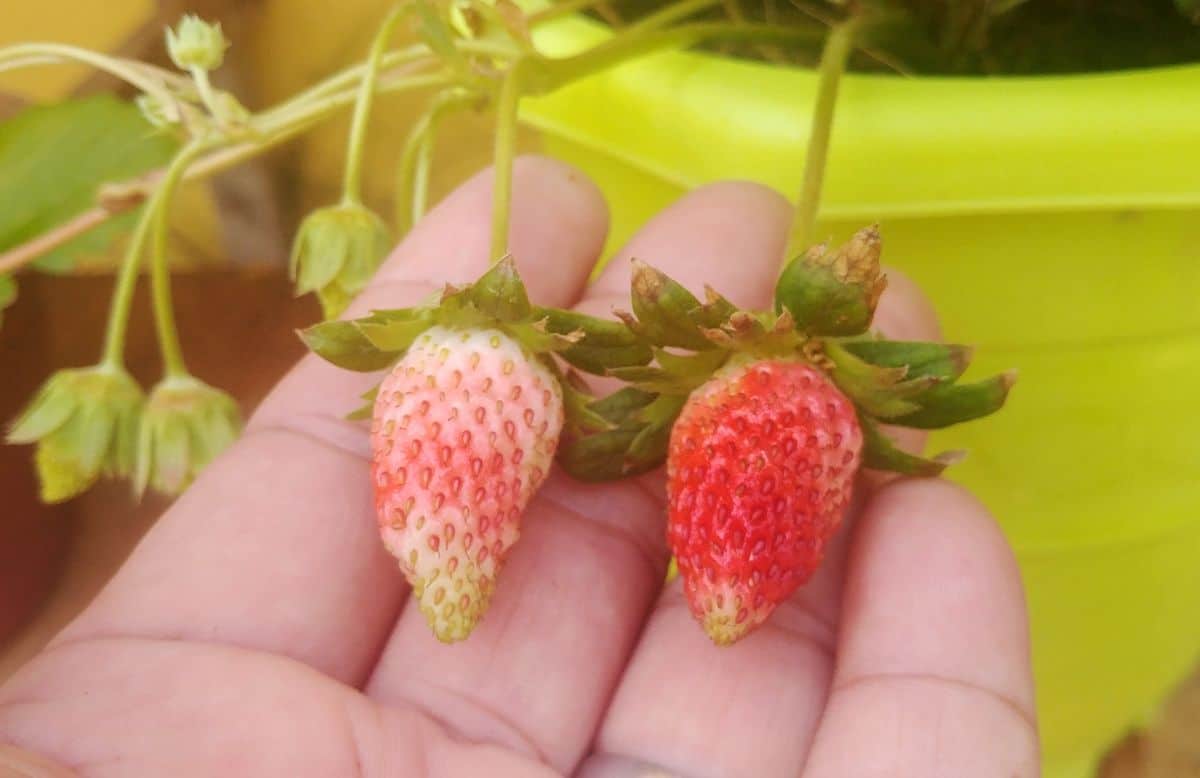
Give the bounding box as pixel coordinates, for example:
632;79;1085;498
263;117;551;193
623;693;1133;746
2;2;1022;644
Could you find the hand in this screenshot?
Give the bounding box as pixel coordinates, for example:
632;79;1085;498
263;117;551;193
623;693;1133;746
0;157;1038;778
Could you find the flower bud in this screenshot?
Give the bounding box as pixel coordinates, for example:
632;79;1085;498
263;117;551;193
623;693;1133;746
290;202;391;319
135;375;240;496
136;93;182;129
166;15;229;71
7;366;144;502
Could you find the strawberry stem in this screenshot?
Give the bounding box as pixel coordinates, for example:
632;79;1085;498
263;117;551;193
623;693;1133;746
396;88;472;235
149;141;214;378
99;195;159;369
188;65;222;122
490;59;525;261
342;4;408;206
792;14;860;256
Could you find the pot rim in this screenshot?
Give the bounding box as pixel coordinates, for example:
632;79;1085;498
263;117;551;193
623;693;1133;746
525;15;1200;219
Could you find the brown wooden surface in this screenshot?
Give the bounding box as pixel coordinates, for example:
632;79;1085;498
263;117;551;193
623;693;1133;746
0;269;314;677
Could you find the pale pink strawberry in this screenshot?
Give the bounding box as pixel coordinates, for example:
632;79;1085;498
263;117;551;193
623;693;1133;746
370;325;563;642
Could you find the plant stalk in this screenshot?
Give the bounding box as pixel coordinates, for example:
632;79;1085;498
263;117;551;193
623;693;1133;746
792;15;859;254
342;5;410;205
396;89;474;234
148;142;214;378
99;197;159;367
490;60;525;261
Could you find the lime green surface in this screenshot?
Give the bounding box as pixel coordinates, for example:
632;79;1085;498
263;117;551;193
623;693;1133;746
525;16;1200;778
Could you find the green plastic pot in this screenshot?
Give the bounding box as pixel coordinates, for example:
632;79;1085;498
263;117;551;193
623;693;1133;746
524;16;1200;778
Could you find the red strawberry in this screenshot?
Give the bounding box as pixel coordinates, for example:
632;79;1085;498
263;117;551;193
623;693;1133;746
666;359;862;645
562;226;1014;645
371;325;562;642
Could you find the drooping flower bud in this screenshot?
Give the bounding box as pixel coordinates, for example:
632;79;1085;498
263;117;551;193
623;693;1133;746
7;366;144;502
135;375;240;496
290;202;391;319
166;15;229;72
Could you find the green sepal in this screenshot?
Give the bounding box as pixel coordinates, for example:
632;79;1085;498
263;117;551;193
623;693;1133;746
299;320;398;372
889;371;1017;429
469;256;532;321
840;339;972;382
355;309;437;352
7;374;78;444
626;260;713;350
605;366;693;395
558;427;640;482
560;377;611;438
587;386;656;425
536;306;653;375
775;226;886;336
859;413;962;477
654;348;730;384
825;341;940;419
346;386;379;421
694;285;739;328
557;393;684;481
505;319;580;354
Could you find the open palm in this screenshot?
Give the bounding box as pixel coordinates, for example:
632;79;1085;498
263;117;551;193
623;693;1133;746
0;158;1038;778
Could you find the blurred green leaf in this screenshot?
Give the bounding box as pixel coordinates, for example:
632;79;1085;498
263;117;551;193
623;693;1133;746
0;95;177;273
0;274;15;328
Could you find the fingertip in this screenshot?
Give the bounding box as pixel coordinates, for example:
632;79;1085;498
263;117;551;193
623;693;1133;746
370;154;609;307
847;477;1033;710
873;267;941;342
591;180;793;308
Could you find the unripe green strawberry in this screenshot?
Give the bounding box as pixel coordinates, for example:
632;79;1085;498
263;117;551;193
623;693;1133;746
305;258;651;643
667;359;861;645
371;325;563;641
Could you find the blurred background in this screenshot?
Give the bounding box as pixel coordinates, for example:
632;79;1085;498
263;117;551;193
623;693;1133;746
2;1;1199;776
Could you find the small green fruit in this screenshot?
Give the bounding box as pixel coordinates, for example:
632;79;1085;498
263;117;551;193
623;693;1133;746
136;375;241;496
7;366;144;503
165;15;229;72
290;202;392;319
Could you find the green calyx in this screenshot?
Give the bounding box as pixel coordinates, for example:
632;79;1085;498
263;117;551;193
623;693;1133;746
560;225;1016;482
135;375;241;496
290;202;392;320
6;365;144;502
301;256;652;431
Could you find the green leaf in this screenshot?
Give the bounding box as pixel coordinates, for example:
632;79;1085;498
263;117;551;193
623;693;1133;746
0;95;178;273
840;339;972;382
299;320;398;372
890;371;1018;429
0;274;16;330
